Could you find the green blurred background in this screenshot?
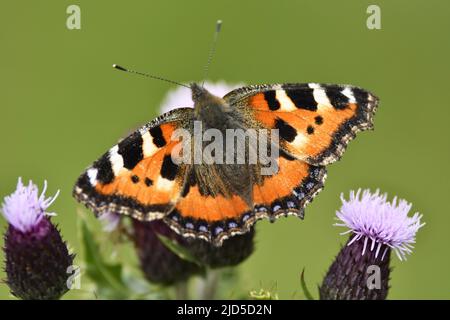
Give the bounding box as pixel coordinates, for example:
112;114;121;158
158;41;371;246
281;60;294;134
1;0;449;299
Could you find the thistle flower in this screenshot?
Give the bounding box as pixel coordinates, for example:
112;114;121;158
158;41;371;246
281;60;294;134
336;189;424;261
319;189;424;300
132;219;204;285
2;178;74;300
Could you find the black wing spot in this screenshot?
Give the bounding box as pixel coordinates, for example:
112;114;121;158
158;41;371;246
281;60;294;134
94;153;114;184
149;126;167;147
325;88;349;110
315;115;323;125
161;154;179;181
263;91;281;111
352;87;370;104
306;125;315;135
181;170;197;197
145;177;153;187
275;118;297;143
279;149;296;161
131;175;140;183
284;88;318;111
118;132;144;169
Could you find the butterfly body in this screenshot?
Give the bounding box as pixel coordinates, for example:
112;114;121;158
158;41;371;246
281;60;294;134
74;82;378;246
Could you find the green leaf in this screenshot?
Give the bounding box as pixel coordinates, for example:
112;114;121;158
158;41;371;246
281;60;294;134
157;233;203;266
300;268;314;300
79;218;131;299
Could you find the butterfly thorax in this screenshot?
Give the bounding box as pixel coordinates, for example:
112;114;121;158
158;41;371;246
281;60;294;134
189;83;260;204
191;83;233;128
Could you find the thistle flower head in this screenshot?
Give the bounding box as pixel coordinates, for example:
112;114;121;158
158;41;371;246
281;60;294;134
132;219;204;285
1;178;73;300
335;189;425;261
187;228;255;268
159;81;245;113
2;178;59;233
132;219;255;287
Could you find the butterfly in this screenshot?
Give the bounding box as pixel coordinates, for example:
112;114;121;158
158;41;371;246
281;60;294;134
73;81;378;246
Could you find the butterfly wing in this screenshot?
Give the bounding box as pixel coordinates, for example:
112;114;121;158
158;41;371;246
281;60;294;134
73;108;192;220
224;83;378;165
164;153;327;246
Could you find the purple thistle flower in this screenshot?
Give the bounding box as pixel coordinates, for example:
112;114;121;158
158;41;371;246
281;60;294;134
335;189;424;261
319;189;424;300
2;178;74;300
2;178;59;233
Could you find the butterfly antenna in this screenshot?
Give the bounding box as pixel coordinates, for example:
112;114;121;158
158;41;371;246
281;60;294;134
112;64;190;88
202;20;222;87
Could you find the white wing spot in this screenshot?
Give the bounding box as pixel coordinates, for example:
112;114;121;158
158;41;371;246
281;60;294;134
155;176;175;192
142;131;159;158
312;86;332;108
109;145;125;176
292;133;308;149
308;83;321;89
87;168;98;186
342;87;356;103
275;90;297;111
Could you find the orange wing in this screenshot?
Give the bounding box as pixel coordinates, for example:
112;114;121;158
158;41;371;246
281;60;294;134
164;154;327;246
225;83;378;165
73;108;192;220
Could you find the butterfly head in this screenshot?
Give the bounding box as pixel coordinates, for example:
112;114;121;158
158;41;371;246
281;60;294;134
191;83;228;118
190;82;209;102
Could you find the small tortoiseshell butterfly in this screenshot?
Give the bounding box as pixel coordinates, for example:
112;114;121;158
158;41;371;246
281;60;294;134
74;81;378;246
73;22;378;246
